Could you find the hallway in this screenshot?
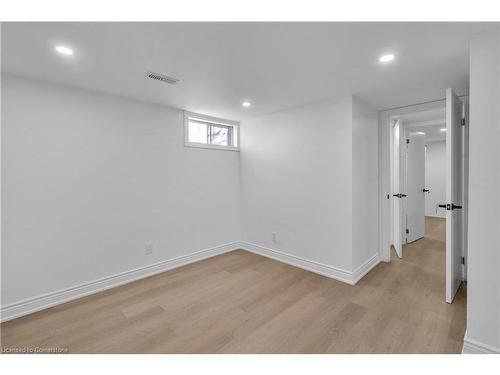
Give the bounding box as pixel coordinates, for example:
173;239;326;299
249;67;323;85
397;216;466;351
401;216;446;274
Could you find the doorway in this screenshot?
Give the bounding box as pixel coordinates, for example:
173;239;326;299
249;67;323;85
380;90;468;304
390;107;445;256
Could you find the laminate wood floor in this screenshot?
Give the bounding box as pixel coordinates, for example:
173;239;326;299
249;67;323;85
1;217;465;353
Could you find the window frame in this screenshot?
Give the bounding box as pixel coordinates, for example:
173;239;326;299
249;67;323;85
184;111;240;151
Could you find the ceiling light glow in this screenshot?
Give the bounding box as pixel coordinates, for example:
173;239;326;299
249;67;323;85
55;45;74;56
242;101;251;107
379;53;395;63
440;128;447;132
415;132;426;135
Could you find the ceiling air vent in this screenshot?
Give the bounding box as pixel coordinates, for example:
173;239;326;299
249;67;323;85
145;71;179;85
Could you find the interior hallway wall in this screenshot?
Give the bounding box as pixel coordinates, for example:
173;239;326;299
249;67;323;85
465;27;500;353
240;97;354;271
424;140;446;218
352;97;379;270
1;74;241;307
240;95;379;280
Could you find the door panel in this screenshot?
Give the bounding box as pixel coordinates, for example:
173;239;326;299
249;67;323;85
392;120;403;258
446;88;464;303
406;133;426;242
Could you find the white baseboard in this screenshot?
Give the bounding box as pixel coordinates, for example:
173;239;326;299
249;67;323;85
0;242;240;323
462;336;500;354
352;253;381;284
1;241;382;322
239;241;380;286
425;214;446;219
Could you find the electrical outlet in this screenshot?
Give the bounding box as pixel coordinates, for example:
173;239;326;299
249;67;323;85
145;242;153;255
272;232;277;243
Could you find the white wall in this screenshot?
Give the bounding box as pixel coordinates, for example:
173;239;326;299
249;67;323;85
1;73;381;315
352;97;378;270
424;141;446;218
240;97;353;270
464;28;500;353
1;74;241;306
240;95;378;278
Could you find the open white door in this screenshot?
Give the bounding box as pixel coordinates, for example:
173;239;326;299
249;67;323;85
406;133;426;242
445;88;464;303
392;120;403;258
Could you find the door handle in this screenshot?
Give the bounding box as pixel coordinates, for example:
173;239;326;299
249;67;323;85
400;194;407;197
393;193;407;198
438;203;461;210
423;189;430;193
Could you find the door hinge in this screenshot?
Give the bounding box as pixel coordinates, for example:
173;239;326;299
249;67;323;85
461;256;466;265
406;228;409;234
461;118;466;126
406;139;410;144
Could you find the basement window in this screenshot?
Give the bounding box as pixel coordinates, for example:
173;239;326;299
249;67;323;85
184;112;240;151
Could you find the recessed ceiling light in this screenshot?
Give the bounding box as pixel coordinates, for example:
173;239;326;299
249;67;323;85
379;53;395;63
440;128;447;132
55;45;74;56
242;101;251;107
415;132;426;135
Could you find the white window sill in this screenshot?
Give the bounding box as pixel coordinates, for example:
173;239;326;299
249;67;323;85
184;142;240;152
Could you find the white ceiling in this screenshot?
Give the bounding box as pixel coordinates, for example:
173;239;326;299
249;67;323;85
402;108;446;142
1;22;495;121
409;124;447;142
395;108;445;123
